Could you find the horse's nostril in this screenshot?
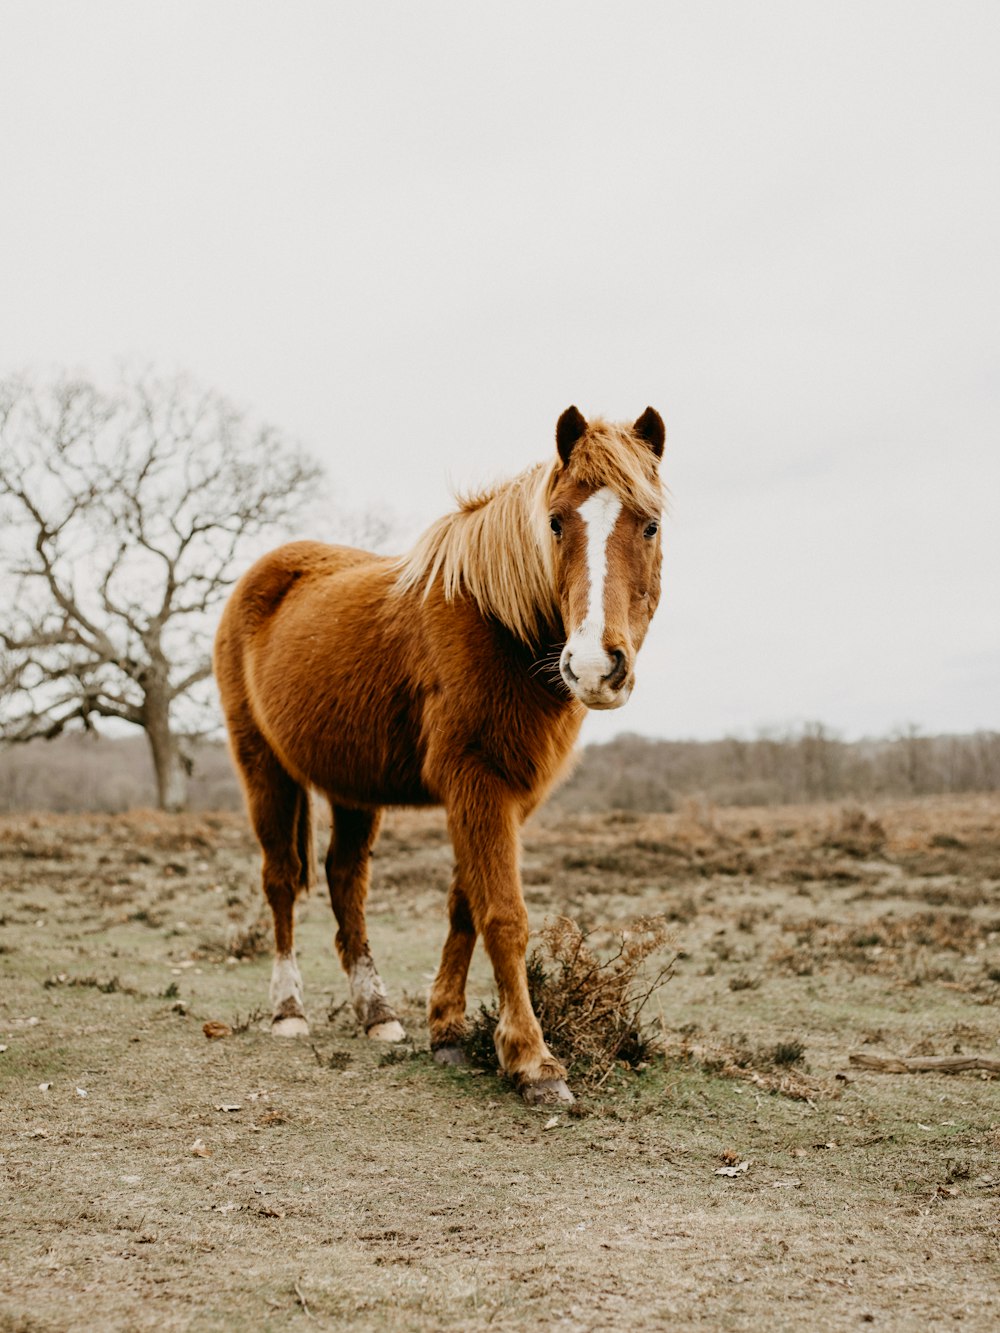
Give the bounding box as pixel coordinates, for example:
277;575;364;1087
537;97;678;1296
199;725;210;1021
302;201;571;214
603;649;627;689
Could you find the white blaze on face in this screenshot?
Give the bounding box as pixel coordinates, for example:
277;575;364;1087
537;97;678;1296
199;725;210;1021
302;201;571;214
562;486;622;694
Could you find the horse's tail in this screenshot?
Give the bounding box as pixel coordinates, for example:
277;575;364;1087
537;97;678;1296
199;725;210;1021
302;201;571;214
295;786;314;894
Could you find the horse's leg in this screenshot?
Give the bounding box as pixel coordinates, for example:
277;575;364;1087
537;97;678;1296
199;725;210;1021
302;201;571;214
428;871;477;1066
235;734;314;1037
446;787;572;1105
325;805;405;1042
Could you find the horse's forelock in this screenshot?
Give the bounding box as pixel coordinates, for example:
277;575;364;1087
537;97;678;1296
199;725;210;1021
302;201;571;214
560;417;664;517
392;416;663;645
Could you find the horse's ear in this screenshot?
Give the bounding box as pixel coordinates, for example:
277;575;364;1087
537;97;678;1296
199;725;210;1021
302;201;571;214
556;406;588;466
633;406;665;459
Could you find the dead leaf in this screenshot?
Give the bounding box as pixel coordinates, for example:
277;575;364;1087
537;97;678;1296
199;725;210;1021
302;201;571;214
203;1021;233;1040
215;1103;242;1112
27;1128;49;1139
190;1138;210;1157
258;1109;289;1127
714;1160;750;1176
38;1082;52;1092
543;1115;560;1130
258;1206;286;1219
75;1087;88;1098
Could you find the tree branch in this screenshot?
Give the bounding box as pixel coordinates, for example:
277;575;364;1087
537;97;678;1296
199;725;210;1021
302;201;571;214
1;368;324;807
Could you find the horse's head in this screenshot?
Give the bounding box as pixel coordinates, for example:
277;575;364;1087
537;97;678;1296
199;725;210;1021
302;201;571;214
546;406;665;710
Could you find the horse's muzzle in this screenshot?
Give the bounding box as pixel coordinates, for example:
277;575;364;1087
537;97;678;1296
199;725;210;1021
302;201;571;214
560;645;633;710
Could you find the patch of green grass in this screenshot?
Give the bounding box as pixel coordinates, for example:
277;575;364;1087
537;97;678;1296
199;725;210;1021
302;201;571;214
0;1041;75;1082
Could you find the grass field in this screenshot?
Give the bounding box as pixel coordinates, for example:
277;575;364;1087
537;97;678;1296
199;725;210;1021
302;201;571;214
2;795;998;1330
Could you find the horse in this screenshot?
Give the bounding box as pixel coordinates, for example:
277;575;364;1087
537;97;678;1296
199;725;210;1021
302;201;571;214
213;405;665;1105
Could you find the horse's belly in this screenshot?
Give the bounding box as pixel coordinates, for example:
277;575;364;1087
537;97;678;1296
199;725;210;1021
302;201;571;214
248;639;432;806
306;723;434;807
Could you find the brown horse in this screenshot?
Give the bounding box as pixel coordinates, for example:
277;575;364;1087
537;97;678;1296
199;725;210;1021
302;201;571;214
214;405;665;1104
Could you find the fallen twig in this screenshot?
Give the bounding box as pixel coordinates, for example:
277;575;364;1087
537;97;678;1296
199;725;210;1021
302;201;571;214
293;1278;313;1320
849;1052;1000;1075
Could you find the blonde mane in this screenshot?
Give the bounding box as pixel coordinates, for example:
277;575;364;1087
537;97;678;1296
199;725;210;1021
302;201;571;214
393;417;664;645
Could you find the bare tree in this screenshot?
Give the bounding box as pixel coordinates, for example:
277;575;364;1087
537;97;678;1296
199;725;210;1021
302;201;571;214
0;370;323;810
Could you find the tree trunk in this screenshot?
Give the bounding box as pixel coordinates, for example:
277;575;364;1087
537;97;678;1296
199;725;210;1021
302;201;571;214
144;692;189;812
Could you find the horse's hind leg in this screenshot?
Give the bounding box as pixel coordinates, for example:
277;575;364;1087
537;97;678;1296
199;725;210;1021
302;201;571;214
326;805;405;1042
428;872;477;1065
234;729;314;1036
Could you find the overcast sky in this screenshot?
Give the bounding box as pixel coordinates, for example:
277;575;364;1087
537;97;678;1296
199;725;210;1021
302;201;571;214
1;2;997;744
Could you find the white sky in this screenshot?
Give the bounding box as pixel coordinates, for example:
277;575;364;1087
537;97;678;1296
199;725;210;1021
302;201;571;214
1;2;997;743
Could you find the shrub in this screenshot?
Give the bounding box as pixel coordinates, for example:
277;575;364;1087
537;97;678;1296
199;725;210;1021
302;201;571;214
464;915;676;1088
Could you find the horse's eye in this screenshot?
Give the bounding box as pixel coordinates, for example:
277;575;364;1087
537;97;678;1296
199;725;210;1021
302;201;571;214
643;520;659;539
549;515;563;538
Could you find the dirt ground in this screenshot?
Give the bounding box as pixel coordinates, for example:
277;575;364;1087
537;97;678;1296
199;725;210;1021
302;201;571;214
1;794;998;1331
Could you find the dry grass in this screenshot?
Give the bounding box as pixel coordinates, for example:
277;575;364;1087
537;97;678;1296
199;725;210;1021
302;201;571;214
1;793;999;1330
465;915;676;1087
667;1032;820;1102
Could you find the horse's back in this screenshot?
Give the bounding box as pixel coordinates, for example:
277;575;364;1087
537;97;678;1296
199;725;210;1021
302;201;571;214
214;540;429;801
215;541;385;718
221;541;373;630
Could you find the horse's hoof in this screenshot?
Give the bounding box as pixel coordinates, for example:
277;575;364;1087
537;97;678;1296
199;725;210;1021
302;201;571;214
367;1019;406;1042
521;1078;574;1107
271;1015;310;1037
432;1045;469;1067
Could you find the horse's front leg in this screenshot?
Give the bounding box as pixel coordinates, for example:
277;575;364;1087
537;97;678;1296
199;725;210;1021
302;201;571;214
446;789;573;1105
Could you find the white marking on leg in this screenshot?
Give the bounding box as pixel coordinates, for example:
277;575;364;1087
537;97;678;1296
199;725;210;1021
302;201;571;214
348;954;385;1023
562;486;622;693
348;954;404;1039
270;952;304;1012
270;952;308;1035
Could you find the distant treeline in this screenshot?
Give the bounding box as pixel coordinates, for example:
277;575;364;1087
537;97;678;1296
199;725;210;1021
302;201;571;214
0;735;241;815
556;726;1000;811
1;725;999;815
